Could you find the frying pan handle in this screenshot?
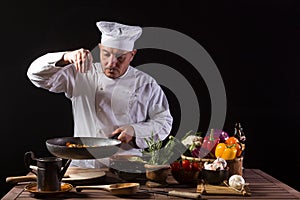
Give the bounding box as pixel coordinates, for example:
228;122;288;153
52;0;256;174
24;151;37;175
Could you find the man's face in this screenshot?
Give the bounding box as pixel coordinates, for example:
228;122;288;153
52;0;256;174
99;44;136;79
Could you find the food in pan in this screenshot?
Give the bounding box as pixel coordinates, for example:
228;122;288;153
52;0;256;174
66;142;91;148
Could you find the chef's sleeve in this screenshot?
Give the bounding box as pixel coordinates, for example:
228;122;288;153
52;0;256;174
27;52;76;98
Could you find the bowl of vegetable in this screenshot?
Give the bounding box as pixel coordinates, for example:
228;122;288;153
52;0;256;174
109;155;146;181
201;168;229;185
170;159;201;185
201;157;229;185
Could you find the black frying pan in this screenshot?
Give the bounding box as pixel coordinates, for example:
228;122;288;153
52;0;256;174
46;137;121;159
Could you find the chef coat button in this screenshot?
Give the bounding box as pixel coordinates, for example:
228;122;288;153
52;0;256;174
100;88;103;90
98;108;102;112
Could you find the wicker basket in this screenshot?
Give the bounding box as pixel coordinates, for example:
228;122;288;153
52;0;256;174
181;155;243;177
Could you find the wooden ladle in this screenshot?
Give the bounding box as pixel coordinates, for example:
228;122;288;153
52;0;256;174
75;183;140;195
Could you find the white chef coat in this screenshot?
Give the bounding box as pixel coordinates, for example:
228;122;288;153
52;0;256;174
27;52;173;168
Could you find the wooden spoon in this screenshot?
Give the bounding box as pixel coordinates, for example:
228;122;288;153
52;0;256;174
76;182;140;195
6;174;37;184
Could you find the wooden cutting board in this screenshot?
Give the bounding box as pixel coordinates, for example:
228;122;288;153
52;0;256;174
6;167;107;185
197;182;251;196
65;167;107;181
63;167;107;185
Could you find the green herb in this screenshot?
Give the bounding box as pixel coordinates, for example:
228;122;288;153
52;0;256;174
143;132;189;165
143;132;163;165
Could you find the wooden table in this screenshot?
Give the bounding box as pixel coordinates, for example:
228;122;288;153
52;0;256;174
3;169;300;199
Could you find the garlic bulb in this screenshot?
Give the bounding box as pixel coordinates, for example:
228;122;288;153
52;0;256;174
229;175;245;190
213;157;227;169
204;157;227;170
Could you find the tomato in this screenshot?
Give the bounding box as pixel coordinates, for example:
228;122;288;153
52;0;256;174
191;162;201;171
171;161;181;172
182;159;192;171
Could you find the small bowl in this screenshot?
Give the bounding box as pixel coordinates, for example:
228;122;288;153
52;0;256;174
109;155;146;181
144;164;170;183
171;169;200;185
201;168;229;185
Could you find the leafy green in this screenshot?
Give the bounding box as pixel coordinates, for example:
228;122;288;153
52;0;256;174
143;132;192;165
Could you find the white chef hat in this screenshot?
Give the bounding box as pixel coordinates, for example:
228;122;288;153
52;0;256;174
96;21;142;51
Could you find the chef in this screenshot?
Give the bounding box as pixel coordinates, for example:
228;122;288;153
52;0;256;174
27;21;173;168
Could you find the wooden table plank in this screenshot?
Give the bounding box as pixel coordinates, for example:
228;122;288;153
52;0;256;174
251;169;300;198
247;169;300;199
2;169;300;199
1;186;24;200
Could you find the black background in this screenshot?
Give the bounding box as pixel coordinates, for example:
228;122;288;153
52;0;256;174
1;0;299;197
